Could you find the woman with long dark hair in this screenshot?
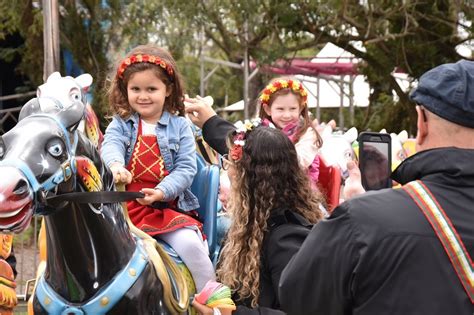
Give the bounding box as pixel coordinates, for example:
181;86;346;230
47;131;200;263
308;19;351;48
193;124;325;314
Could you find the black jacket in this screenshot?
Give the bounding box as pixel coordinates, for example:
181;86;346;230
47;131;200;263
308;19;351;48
279;147;474;315
202;115;235;155
202;116;310;314
234;210;312;315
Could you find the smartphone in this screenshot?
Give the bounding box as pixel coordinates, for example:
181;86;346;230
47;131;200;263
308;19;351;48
358;132;392;191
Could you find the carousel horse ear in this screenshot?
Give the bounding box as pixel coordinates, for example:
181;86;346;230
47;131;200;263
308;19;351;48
19;98;42;121
46;72;62;83
75;73;93;92
398;130;408;143
55;101;86;130
343;127;358;143
321;123;333;138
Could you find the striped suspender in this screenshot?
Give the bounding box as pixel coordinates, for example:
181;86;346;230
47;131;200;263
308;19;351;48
404;180;474;303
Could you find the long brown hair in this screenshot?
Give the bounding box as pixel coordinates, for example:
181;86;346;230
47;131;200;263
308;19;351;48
217;127;324;307
108;44;185;118
258;76;322;147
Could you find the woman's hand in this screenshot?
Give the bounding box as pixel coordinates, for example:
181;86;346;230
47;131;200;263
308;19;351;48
184;95;217;129
191;299;233;315
109;163;132;184
137;188;164;205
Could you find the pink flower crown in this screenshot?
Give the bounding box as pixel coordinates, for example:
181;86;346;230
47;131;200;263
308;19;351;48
230;118;275;161
117;54;174;80
259;79;308;107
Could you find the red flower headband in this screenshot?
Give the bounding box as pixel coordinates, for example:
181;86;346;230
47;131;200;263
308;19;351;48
229;118;269;161
259;79;308;107
117;54;174;80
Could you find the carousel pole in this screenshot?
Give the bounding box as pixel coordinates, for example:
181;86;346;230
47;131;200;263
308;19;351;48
243;19;249;120
42;0;60;81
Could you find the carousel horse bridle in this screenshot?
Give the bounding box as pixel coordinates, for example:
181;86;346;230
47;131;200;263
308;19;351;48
0;113;78;214
35;238;149;315
0;113;144;212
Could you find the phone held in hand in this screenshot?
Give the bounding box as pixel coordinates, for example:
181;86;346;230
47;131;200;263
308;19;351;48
358;132;392;191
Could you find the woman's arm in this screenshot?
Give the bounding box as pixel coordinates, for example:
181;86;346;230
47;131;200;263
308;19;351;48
184;97;236;155
202;116;236;155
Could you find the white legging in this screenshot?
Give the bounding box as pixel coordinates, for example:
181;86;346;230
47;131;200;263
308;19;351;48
158;227;216;291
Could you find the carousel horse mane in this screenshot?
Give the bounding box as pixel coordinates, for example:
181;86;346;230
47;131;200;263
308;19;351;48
0;74;193;313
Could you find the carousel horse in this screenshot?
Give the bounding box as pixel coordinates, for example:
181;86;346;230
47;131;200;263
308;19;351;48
402;137;417;158
0;95;195;313
319;124;358;179
379;129;409;170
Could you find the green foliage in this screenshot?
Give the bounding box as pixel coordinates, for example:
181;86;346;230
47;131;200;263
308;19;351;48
0;0;472;132
0;0;43;87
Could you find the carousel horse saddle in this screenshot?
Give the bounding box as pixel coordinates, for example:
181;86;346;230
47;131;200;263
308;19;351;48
318;156;342;212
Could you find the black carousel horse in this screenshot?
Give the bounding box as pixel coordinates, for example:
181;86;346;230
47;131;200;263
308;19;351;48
0;96;191;314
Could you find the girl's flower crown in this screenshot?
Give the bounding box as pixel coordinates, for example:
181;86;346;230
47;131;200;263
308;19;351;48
259;79;308;107
117;54;174;80
230;118;275;161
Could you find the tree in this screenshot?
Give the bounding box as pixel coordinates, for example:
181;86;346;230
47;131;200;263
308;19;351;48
0;0;171;125
285;0;473;133
1;0;472;133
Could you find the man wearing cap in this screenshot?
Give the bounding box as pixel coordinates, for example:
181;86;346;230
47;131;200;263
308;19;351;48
278;60;474;314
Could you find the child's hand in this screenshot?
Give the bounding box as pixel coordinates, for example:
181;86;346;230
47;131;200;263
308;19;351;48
137;188;164;205
343;160;366;200
192;299;233;315
109;163;132;184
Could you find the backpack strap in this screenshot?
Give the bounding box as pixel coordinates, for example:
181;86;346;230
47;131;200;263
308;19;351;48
404;180;474;303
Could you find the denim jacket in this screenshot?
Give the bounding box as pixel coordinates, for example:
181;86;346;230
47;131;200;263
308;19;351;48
101;111;200;211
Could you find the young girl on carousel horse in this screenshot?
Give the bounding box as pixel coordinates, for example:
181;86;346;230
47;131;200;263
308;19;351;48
101;44;215;291
193;122;325;314
259;77;323;189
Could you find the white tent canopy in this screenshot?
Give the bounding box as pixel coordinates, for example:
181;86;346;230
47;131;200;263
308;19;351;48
220;43;370;113
300;42;369;109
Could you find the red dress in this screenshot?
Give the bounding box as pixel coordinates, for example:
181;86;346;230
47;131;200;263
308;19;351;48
125;120;202;236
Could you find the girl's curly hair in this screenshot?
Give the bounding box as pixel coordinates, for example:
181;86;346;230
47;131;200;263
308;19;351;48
217;126;324;307
108;44;185;118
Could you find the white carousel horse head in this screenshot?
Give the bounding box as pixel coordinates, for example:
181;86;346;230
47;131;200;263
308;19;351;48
37;72;93;111
36;72;103;148
320;123;358;179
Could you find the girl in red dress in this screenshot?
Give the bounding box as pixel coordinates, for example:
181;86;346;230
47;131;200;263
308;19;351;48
101;44;215;291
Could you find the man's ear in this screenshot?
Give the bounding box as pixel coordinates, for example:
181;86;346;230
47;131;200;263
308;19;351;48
263;104;271;116
416;106;428;147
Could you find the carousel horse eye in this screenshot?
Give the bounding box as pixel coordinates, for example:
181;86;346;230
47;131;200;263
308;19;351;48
47;139;64;157
69;89;81;102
